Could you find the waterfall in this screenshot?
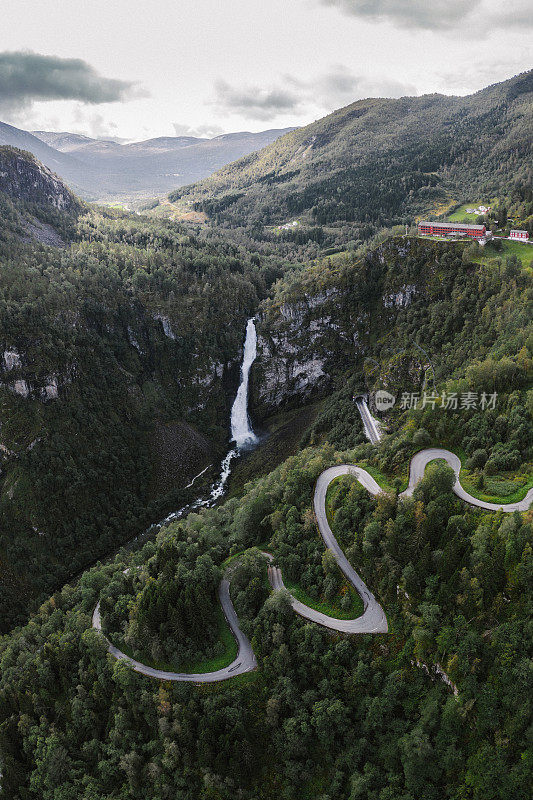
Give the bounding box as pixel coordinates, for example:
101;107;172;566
185;317;258;507
230;318;258;448
97;319;260;555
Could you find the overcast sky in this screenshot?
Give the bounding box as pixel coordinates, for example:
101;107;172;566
1;0;531;141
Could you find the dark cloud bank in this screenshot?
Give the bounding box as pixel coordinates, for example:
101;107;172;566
0;51;142;113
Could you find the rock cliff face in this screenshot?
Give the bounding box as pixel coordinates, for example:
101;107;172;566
0;146;79;211
1;347;60;402
254;292;337;412
251;237;453;418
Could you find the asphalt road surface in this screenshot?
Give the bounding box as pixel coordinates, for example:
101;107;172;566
355;397;382;444
92;577;257;682
310;465;388;632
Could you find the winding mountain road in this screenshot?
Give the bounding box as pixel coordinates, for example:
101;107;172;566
92;448;531;682
400;448;533;510
92;577;257;682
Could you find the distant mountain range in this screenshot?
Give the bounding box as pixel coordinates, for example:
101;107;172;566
0;121;295;203
171;70;533;232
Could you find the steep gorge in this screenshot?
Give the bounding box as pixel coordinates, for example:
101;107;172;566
0;149;276;629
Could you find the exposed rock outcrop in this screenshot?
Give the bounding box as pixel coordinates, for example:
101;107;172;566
11;380;29;398
127;326;144;354
0;146;79;211
3;350;21;371
1;348;59;401
382;284;417;309
41;376;59;401
153;313;176;340
251;237;448;417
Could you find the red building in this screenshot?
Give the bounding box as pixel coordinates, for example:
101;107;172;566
509;229;529;241
418;221;486;239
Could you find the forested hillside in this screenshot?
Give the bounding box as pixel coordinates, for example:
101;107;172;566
0;148;285;629
0;208;531;798
251;236;532;420
171;71;532;246
0;69;532;799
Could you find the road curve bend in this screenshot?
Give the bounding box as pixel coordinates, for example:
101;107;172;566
400;448;533;511
91;449;531;681
92;577;257;682
309;466;388;632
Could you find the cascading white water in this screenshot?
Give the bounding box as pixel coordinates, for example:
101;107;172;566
230;318;258;448
190;317;258;505
101;319;261;552
205;318;257;501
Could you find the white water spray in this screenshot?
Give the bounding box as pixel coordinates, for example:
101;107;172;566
204;318;258;501
102;321;262;563
191;318;259;507
230;318;258;448
136;319;259;536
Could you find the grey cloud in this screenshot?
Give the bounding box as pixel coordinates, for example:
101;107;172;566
437;57;532;94
287;65;417;109
319;0;481;31
315;65;416;105
212;67;417;123
319;0;533;31
212;79;301;121
487;1;533;29
69;107;122;140
0;51;144;113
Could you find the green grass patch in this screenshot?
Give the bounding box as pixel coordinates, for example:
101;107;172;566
413;235;531;270
446;202;487;222
421;445;533;505
458;465;533;505
179;607;239;673
284;579;364;620
360;462;407;493
106;605;238;675
471;239;533;270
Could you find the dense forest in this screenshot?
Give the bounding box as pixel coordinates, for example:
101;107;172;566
0;430;531;798
1;204;531;798
0;148;288;628
0;67;532;798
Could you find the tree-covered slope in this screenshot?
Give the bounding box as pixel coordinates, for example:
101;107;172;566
171;71;532;238
0;412;531;798
251;236;532;416
0;148;285;629
0;138;532;800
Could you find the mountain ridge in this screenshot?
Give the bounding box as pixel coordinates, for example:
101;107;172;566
0;145;81;212
170;70;532;238
0;122;296;202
